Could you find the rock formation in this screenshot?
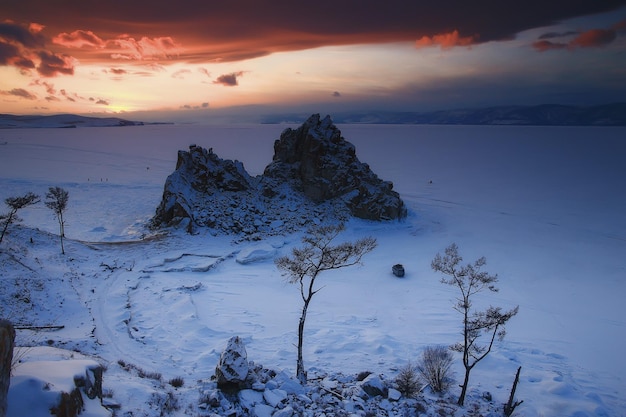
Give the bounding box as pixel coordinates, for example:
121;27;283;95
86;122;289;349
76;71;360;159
215;336;249;389
153;114;406;235
0;320;15;417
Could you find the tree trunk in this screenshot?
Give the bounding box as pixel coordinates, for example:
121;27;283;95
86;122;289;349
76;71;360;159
0;320;16;417
458;367;470;406
59;213;65;255
296;299;310;384
0;211;15;244
504;366;523;416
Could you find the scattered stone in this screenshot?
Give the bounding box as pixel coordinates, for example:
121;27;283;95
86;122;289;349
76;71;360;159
238;389;263;411
253;403;274;417
273;405;294;417
263;388;287;407
388;387;402;401
392;263;405;277
360;374;387;398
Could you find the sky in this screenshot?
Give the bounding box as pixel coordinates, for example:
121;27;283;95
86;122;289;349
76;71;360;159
1;0;625;122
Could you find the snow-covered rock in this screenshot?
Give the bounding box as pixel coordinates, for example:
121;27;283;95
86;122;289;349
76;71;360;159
216;336;249;388
238;389;264;411
388;387;402;401
262;388;287;407
7;347;108;417
236;244;276;264
360;374;387;397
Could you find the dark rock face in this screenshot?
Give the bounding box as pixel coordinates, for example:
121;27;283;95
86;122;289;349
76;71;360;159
265;114;406;220
153;114;406;234
0;320;15;417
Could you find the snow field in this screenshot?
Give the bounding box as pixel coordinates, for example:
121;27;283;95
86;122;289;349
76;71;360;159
1;124;625;416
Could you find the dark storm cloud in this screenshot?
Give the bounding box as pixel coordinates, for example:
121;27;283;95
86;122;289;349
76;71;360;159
36;50;74;76
213;72;244;86
2;0;625;63
0;21;45;48
2;88;37;100
538;31;580;40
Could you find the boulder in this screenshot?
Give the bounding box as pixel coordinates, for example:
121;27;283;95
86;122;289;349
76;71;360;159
360;374;387;397
236;244;276;264
216;336;249;389
392;264;405;277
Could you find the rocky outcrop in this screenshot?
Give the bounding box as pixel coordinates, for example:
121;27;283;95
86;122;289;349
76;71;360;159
153;114;406;235
264;114;406;220
0;320;15;417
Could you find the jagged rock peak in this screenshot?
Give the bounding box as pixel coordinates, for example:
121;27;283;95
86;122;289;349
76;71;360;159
265;114;406;220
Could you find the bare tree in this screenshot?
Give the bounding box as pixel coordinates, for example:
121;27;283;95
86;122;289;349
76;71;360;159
431;243;518;406
275;223;377;384
45;186;69;254
0;192;40;244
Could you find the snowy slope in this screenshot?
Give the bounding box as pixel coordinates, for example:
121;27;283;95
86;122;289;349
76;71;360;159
0;124;624;416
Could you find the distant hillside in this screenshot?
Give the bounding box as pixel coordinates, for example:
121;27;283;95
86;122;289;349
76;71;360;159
0;113;145;129
263;103;626;126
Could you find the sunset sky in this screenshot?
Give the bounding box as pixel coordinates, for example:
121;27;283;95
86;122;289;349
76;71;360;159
1;1;625;121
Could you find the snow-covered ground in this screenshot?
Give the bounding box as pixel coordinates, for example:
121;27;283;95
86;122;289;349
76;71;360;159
0;123;624;416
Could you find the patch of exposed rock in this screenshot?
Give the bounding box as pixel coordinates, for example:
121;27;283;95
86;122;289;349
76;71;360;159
152;114;406;235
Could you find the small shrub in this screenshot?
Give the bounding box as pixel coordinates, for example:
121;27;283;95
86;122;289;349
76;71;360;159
395;361;422;398
169;376;184;388
417;345;454;393
149;391;179;415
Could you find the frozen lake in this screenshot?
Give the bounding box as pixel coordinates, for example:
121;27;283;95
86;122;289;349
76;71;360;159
1;122;625;416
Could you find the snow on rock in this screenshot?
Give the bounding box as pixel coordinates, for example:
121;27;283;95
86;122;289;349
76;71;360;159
236;244;276;264
388;387;402;401
360;373;387;397
152;114;406;235
265;113;406;220
7;347;108;417
216;336;249;388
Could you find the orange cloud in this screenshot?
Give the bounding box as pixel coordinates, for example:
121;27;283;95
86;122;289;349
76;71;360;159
106;35;182;60
53;30;105;48
415;30;477;50
533;27;618;51
532;40;567;52
570;29;616;48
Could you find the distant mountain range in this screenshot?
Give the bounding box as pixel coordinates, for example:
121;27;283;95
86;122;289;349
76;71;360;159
3;103;625;128
263;103;626;126
0;113;145;129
